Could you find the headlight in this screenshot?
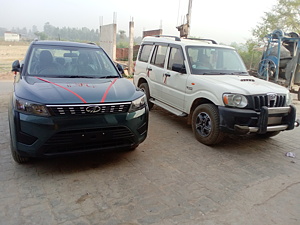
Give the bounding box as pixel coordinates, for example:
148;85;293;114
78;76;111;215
286;92;292;105
128;95;147;112
223;93;248;108
15;97;50;116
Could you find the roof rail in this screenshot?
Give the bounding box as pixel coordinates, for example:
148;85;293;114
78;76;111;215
185;38;218;44
87;42;97;45
154;35;181;41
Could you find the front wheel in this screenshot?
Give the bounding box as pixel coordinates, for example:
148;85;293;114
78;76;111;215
10;138;29;164
192;104;224;145
256;131;280;139
138;82;153;110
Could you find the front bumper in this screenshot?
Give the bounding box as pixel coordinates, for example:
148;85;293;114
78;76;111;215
219;105;297;134
10;107;148;158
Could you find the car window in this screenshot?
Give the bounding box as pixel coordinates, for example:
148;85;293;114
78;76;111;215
27;45;119;78
187;46;248;75
167;47;184;71
150;45;167;68
138;44;153;62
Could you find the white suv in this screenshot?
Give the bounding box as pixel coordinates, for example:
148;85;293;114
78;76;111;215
133;35;298;145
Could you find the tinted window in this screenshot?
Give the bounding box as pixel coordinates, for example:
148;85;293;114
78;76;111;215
167;47;184;71
138;44;153;62
26;45;119;78
150;45;167;68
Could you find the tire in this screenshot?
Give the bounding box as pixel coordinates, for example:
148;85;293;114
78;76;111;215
139;82;153;110
192;104;224;145
10;137;29;164
256;131;280;139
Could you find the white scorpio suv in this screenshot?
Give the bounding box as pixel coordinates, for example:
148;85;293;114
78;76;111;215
133;35;298;145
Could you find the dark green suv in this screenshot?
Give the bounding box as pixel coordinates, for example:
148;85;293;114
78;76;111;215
9;40;148;163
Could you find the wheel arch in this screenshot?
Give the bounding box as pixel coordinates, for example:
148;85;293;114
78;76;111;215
136;77;148;88
187;98;216;125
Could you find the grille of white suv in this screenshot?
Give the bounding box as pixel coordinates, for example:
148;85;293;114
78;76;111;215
252;94;286;110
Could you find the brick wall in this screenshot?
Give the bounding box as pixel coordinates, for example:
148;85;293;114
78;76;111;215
116;45;140;61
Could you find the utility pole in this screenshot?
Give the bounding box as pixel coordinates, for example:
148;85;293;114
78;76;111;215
187;0;192;37
176;0;192;38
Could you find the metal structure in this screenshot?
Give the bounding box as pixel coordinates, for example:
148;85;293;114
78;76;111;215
176;0;193;38
257;29;300;100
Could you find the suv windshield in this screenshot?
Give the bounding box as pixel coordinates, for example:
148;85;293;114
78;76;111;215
186;46;248;75
26;45;120;78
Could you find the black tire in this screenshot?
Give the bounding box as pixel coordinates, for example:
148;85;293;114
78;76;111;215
192;104;224;145
10;138;29;164
139;82;153;110
256;131;280;139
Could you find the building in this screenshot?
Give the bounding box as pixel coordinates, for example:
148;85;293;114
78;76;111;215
4;32;21;41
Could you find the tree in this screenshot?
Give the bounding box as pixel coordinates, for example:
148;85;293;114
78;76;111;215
252;0;300;40
230;40;262;71
34;32;48;40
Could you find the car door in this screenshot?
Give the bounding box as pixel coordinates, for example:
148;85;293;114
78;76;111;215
160;45;188;111
147;44;168;100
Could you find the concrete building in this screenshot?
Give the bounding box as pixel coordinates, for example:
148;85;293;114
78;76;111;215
4;32;21;41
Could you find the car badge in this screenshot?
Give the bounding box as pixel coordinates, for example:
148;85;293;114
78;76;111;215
86;105;101;113
267;93;277;107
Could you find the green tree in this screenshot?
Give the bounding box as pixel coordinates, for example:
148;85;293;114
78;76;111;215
34;31;48;40
252;0;300;40
231;41;262;71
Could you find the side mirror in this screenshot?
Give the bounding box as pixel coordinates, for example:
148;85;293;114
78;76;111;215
172;63;186;74
116;63;125;75
12;60;21;73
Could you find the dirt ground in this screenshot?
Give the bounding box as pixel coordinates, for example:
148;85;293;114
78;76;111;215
0;42;29;80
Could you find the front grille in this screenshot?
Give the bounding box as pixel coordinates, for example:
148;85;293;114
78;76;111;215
252;94;286;111
40;126;135;155
47;103;131;116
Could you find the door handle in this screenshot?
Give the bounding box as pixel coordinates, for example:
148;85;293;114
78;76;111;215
147;67;152;71
164;73;171;77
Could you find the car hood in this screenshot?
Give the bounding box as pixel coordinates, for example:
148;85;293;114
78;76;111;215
191;75;289;95
14;76;141;104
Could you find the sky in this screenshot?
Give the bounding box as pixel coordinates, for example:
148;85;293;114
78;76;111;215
0;0;278;44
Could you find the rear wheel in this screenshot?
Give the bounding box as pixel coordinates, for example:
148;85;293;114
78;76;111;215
192;104;224;145
139;82;153;110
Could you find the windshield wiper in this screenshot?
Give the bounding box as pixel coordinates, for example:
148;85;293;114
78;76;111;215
202;72;227;75
59;75;95;78
229;72;248;75
100;75;120;79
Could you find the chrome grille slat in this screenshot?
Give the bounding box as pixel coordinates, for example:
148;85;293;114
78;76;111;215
48;103;131;116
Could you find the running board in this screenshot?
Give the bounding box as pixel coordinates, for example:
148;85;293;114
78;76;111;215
150;99;187;117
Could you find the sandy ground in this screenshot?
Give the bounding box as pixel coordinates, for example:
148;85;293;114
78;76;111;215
0;43;28;80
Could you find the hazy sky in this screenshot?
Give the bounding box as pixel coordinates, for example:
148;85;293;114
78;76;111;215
1;0;278;44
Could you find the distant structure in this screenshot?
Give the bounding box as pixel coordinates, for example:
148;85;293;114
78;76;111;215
99;24;117;61
143;29;163;38
176;0;192;38
4;31;21;41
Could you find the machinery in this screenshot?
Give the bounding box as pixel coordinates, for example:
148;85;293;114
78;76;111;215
257;29;300;100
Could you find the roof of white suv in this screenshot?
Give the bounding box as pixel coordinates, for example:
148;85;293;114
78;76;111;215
141;35;234;49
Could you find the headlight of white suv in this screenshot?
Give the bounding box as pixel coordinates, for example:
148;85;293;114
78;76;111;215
223;93;248;108
286;92;292;105
128;95;147;112
14;97;50;116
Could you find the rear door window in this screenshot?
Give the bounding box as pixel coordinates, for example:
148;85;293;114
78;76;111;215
150;45;168;68
138;44;153;62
